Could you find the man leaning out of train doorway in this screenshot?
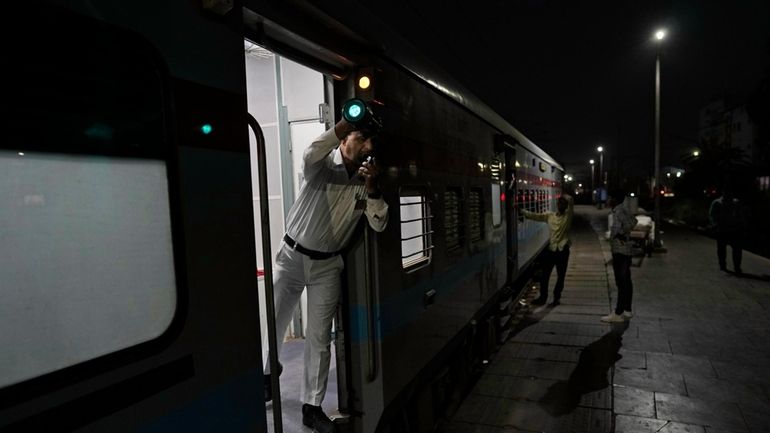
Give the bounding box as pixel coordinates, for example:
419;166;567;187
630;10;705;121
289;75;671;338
262;99;388;433
520;192;574;306
601;188;637;323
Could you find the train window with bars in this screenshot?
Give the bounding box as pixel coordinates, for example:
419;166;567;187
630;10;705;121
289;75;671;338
490;159;503;227
444;187;464;252
400;188;433;269
491;182;502;227
527;189;537;212
469;188;484;242
539;190;545;213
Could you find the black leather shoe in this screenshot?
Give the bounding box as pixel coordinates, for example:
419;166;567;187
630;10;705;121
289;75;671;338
531;297;547;306
302;404;336;433
549;300;560;307
264;362;283;402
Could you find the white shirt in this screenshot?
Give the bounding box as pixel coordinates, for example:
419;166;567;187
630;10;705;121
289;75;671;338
284;128;389;253
522;194;574;252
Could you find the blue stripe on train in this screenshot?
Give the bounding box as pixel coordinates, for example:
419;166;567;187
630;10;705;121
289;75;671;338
347;241;507;343
135;369;264;433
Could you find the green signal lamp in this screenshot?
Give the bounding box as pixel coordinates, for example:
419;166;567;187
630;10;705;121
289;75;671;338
342;98;367;123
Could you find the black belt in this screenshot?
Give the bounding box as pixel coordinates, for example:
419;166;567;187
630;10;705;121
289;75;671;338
284;234;341;260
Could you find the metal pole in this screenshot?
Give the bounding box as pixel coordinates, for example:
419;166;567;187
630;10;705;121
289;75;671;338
591;163;595;192
247;113;283;433
653;48;662;248
599;152;604;187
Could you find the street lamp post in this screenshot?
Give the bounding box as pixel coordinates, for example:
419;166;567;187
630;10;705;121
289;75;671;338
589;159;595;192
597;146;604;189
653;29;665;249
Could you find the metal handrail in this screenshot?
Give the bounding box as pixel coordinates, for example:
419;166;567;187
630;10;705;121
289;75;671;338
246;113;282;433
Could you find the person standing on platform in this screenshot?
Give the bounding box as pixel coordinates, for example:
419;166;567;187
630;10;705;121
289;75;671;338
263;99;389;433
709;189;747;274
521;193;574;306
602;189;637;323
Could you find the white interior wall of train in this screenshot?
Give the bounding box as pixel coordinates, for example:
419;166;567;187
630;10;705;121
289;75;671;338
245;41;329;342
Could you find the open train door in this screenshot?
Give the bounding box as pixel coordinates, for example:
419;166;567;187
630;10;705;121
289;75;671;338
497;135;519;286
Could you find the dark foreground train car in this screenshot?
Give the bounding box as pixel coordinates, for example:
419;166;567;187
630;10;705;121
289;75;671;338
0;1;563;432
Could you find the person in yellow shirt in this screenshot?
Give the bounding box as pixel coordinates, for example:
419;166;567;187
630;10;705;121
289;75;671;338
521;194;574;306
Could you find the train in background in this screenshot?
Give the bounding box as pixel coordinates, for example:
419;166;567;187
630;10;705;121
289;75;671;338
0;1;562;432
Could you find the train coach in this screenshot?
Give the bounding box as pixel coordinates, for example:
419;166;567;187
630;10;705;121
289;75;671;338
0;1;563;432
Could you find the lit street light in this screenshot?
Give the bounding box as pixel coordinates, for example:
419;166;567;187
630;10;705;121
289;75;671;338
653;28;666;249
589;159;595;192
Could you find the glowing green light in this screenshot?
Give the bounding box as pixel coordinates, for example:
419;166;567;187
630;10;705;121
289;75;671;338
342;98;366;123
348;105;362;118
201;124;213;135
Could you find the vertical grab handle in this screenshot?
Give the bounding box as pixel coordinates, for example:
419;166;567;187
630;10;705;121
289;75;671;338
246;113;282;433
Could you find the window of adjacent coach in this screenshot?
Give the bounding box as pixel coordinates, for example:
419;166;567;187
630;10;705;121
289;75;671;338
469;188;484;242
539;190;545;213
444;187;464;252
1;8;176;390
491;182;502;227
490;159;503;228
400;189;433;269
528;190;535;213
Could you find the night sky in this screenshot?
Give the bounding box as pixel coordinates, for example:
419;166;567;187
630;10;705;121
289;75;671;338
357;0;770;184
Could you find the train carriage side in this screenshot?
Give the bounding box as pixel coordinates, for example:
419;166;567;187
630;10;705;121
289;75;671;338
337;63;564;433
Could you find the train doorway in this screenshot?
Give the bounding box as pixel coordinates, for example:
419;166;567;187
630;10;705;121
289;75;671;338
244;41;340;432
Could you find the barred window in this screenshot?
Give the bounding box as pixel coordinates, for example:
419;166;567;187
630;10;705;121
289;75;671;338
491;182;502;227
528;189;536;212
538;190;545;213
444;187;464;252
400;188;433;269
469;188;484;243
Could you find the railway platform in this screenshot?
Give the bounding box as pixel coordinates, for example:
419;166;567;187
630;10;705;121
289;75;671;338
440;205;770;433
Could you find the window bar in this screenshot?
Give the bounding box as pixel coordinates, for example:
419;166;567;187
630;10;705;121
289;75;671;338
401;215;434;223
400;231;435;242
400;200;431;206
401;245;436;259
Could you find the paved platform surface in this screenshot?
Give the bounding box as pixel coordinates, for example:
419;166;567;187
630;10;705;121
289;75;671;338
440;205;770;433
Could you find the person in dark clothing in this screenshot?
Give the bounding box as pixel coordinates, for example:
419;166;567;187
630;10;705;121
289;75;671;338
709;189;747;274
601;189;637;323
